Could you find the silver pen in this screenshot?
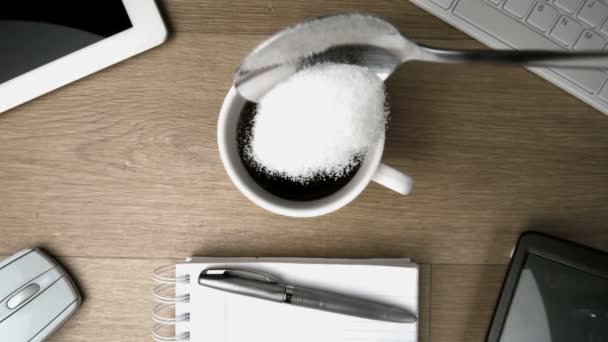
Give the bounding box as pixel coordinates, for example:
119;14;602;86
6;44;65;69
198;268;417;323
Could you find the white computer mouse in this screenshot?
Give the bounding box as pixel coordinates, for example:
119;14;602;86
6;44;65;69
0;249;81;341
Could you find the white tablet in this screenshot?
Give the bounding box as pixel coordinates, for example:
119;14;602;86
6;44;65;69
0;1;167;113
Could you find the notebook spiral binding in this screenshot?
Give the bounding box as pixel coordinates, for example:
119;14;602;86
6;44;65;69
152;264;191;342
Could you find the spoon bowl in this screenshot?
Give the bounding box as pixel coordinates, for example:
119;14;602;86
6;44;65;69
235;13;608;102
235;13;409;101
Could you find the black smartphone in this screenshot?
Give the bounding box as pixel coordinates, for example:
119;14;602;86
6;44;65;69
487;232;608;342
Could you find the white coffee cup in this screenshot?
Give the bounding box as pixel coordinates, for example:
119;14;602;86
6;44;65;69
218;87;412;217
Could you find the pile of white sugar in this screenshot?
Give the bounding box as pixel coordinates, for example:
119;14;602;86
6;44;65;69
246;63;388;183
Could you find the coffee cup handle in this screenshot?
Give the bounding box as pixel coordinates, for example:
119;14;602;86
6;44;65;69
371;163;413;195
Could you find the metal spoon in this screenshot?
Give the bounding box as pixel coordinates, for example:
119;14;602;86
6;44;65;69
235;12;608;102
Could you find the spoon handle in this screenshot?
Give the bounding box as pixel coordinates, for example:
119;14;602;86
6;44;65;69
415;44;608;69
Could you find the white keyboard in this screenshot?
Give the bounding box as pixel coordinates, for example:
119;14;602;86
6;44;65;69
409;0;608;115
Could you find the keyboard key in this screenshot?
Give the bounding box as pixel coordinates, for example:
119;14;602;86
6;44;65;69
554;0;582;13
455;0;563;50
578;0;608;27
527;2;559;31
550;16;582;45
431;0;455;9
431;0;608;114
601;18;608;35
598;81;608;101
557;68;606;92
503;0;535;18
574;30;606;50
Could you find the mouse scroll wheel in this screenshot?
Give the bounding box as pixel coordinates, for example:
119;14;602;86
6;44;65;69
7;283;41;309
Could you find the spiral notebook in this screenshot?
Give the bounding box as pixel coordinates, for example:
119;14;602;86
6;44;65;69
153;258;419;342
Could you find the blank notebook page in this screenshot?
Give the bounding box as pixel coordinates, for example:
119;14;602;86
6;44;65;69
175;259;418;342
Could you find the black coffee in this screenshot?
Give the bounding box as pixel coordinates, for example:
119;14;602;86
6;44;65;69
237;101;361;201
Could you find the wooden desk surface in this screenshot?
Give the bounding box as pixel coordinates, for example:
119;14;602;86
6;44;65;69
1;1;607;341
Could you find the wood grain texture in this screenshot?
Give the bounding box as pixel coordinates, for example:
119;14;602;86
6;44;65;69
430;265;507;342
162;0;469;39
1;1;608;341
419;264;431;342
1;33;607;264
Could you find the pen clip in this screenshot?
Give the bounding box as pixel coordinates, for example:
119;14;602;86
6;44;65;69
202;268;281;283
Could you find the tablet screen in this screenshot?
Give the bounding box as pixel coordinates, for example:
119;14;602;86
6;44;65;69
0;2;132;84
500;253;608;342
